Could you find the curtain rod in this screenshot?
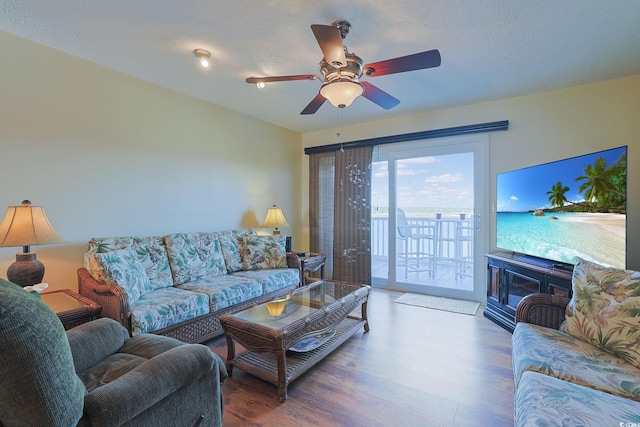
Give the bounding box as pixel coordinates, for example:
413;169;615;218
304;120;509;155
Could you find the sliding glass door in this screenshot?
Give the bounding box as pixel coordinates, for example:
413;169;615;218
371;135;488;301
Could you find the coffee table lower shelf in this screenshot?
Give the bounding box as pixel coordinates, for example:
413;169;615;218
229;316;364;402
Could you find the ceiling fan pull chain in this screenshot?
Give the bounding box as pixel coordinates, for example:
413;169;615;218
338;109;345;153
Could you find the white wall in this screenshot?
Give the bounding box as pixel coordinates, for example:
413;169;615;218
302;75;640;269
0;31;302;291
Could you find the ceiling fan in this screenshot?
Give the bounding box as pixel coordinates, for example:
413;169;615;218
246;20;441;115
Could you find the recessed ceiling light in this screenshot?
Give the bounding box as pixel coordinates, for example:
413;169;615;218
256;82;265;89
193;49;211;68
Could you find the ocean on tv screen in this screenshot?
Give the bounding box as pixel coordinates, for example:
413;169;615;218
496;211;625;269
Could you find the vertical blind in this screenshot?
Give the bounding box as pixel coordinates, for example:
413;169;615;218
309;146;372;284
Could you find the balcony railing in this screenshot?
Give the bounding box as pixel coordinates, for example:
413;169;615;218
372;216;472;258
371;215;474;285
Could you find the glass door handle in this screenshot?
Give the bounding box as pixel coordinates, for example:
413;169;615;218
474;214;481;230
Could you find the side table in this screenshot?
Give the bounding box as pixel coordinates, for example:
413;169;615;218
41;289;102;330
298;252;326;285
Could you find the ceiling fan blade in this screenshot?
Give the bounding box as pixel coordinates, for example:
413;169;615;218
363;49;441;77
311;24;347;68
361;82;400;110
300;93;327;115
246;74;319;84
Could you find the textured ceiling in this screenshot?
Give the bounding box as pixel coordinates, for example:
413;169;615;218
1;1;639;133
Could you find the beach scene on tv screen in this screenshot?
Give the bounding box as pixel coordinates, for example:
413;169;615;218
496;146;626;269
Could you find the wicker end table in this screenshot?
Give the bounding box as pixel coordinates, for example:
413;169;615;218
298;252;326;285
41;288;102;330
220;280;370;402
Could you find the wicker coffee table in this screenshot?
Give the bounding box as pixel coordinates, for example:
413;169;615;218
220;280;370;402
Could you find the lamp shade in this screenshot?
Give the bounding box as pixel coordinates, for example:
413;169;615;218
262;205;289;234
320;80;364;108
0;200;62;287
0;201;62;249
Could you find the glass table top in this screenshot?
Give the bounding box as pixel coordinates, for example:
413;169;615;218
229;280;363;330
41;292;87;313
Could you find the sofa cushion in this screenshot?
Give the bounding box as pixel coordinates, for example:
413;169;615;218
515;371;640;427
129;287;209;336
561;257;640;369
164;233;227;285
512;322;640;401
218;229;256;273
94;248;152;304
85;236;174;290
176;275;263;312
232;268;299;294
239;234;287;271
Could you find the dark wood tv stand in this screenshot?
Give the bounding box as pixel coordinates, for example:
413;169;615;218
484;251;573;332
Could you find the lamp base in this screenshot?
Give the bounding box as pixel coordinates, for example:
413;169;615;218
7;252;45;287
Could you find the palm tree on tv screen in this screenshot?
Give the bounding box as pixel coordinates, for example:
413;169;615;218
575;155;626;211
546;181;570;208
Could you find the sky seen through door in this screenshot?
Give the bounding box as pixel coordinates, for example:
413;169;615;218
372;152;474;215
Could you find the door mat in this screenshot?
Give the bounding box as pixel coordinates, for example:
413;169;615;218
395;293;480;315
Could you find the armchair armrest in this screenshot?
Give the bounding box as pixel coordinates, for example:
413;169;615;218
286;252;303;285
77;267;132;332
66;318;130;374
83;344;226;427
515;293;570;330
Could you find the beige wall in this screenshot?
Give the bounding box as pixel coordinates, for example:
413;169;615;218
2;28;638;293
0;31;302;291
301;75;640;269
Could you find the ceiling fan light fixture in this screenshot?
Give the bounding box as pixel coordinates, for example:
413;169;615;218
320;79;364;108
256;81;265;89
193;49;211;68
245;21;441;115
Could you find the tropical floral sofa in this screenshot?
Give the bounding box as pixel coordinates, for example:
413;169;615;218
78;229;301;343
512;258;640;426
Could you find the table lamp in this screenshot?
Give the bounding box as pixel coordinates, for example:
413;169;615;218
0;200;62;287
262;205;289;235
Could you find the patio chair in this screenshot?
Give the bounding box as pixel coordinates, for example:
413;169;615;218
454;219;474;279
396;208;437;279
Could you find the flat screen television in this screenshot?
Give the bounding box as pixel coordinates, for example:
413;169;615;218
496;146;627;269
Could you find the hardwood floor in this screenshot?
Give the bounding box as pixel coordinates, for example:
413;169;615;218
205;288;515;427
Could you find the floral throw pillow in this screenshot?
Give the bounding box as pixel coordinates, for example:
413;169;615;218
239;234;287;271
164;233;227;285
219;230;256;273
561;257;640;369
94;248;152;304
